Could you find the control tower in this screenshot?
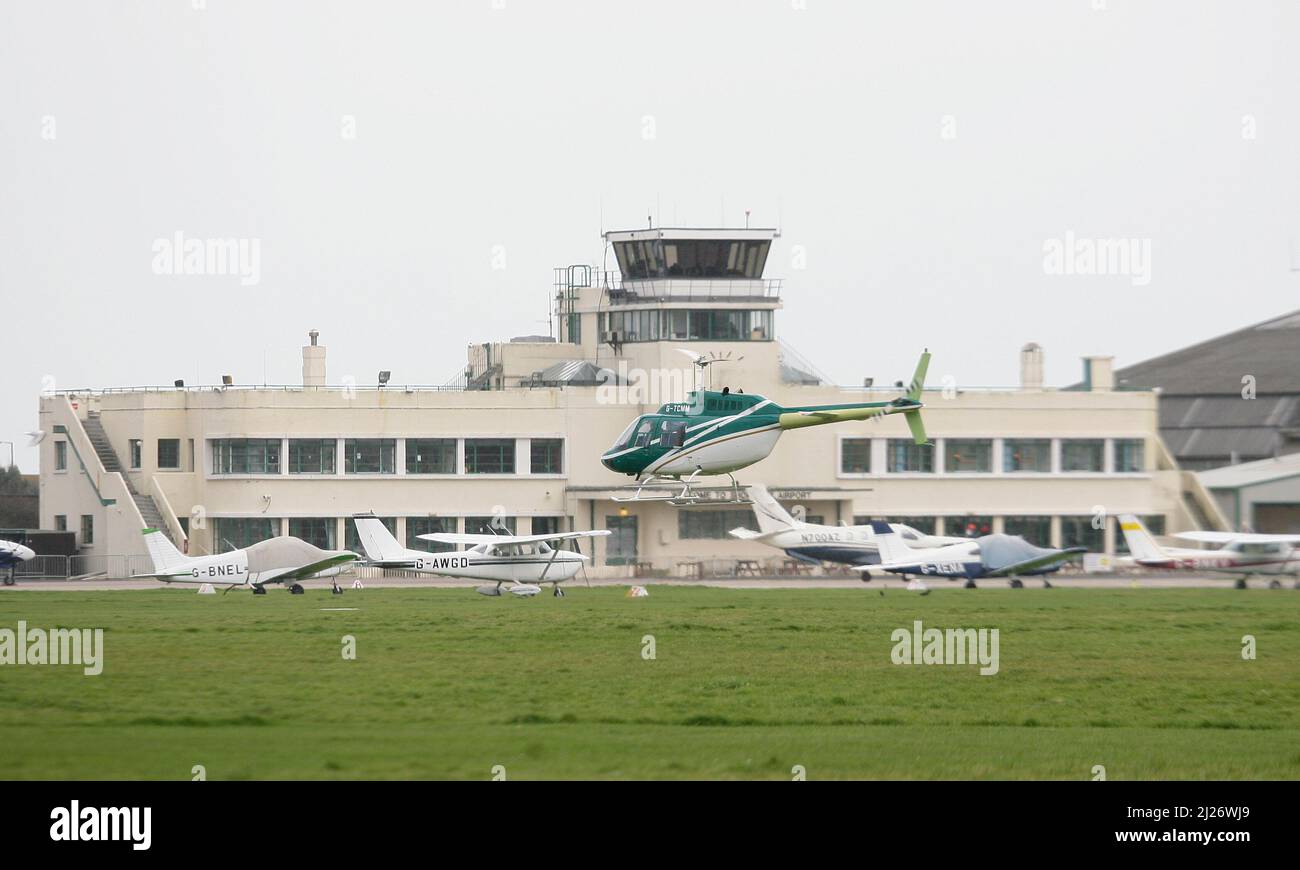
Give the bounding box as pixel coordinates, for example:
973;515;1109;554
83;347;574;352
550;226;790;396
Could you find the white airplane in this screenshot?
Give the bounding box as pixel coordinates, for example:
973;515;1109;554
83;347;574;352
728;484;966;568
133;528;360;595
352;514;611;597
1118;515;1300;588
1;539;36;586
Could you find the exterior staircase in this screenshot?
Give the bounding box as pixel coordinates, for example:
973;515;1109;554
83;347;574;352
82;412;176;543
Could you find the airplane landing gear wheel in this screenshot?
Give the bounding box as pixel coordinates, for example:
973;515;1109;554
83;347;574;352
3;574;14;586
252;585;267;595
1042;579;1053;589
1235;578;1248;590
1009;578;1024;589
964;579;977;589
1268;579;1281;590
554;586;565;597
289;583;305;595
332;581;343;595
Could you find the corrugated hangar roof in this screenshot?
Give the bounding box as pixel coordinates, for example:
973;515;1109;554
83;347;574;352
1113;309;1300;395
1098;309;1300;467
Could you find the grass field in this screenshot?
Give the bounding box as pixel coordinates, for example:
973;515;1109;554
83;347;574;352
1;586;1298;779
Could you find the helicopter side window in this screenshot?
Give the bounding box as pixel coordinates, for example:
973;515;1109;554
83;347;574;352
661;421;687;448
632;420;656;448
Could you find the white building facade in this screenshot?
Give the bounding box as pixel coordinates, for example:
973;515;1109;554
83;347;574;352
37;227;1226;576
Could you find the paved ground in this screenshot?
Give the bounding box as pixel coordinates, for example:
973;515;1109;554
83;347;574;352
4;573;1296;592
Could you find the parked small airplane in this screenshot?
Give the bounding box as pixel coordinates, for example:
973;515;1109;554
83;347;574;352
858;521;1086;589
728;484;966;567
133;528;360;594
1118;515;1300;588
352;514;610;597
601;351;932;504
1;539;36;585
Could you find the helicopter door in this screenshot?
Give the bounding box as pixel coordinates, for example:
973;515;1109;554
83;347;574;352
662;421;687;449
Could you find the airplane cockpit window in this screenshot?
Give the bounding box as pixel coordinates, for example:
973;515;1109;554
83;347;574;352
538;542;553;554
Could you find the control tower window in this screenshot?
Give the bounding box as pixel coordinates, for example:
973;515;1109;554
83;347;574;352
615;240;770;280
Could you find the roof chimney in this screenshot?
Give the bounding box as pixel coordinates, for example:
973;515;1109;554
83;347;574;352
1082;355;1114;392
1019;342;1044;391
303;330;326;387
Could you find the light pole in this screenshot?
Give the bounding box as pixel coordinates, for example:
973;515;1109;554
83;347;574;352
0;441;13;472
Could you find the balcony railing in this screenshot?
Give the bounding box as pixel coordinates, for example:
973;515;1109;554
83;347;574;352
606;276;781;304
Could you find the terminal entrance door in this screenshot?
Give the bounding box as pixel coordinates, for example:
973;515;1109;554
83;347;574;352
605;515;638;567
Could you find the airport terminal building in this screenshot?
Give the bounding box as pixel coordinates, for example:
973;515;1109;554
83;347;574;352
37;227;1226;576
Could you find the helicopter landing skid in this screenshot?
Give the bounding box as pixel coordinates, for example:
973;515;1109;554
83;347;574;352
612;471;752;507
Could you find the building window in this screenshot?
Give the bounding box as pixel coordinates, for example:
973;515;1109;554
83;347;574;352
678;509;758;540
54;515;67;531
1060;439;1104;472
289;439;337;474
465;439;515;474
1003;516;1052;545
840;438;871;474
944;439;993;473
1113;439;1145;472
530;439;564;474
54;441;67;471
1114;515;1165;555
531;516;564;536
407;516;456;553
157;438;180;470
951;516;994;538
129;439;142;469
344;439;396;474
288;518;336;549
857;516;939;537
345;516;394;553
886;439;934;473
1061;516;1105;552
465;515;518;536
212;517;278;552
80;514;94;545
1003;439;1050;472
602;309;774;343
212;439;281;475
406;438;456;474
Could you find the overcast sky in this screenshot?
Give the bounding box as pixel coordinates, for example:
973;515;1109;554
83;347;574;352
2;1;1297;471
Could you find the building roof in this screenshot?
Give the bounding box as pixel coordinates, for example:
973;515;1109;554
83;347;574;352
1196;451;1300;490
1112;309;1300;395
1094;309;1300;467
533;360;623;387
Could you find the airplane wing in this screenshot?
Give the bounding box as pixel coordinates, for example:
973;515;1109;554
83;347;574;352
1173;531;1300;545
418;530;612;546
985;547;1086;577
257;553;359;584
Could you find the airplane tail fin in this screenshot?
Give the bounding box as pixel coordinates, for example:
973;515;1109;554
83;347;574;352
747;484;798;534
352;515;408;562
902;350;930;445
142;528;189;573
1117;515;1167;561
868;521;915;564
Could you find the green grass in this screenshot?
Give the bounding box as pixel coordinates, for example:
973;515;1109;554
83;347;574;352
1;587;1298;779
